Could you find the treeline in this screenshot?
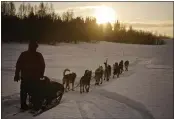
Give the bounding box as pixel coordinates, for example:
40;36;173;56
1;2;168;45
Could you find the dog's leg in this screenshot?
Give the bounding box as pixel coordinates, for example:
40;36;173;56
117;73;119;78
62;79;66;92
106;73;109;81
65;82;67;92
120;68;122;74
72;83;74;91
85;85;87;93
87;85;90;92
63;83;65;91
63;78;68;92
96;78;98;85
67;81;70;91
80;86;82;94
65;81;69;92
96;79;98;85
86;86;89;93
86;85;88;92
87;84;89;92
83;85;85;93
106;71;108;81
68;80;71;91
104;72;106;80
84;85;86;92
80;83;82;94
100;77;103;84
98;77;100;85
69;84;70;91
81;84;83;93
88;83;90;92
104;74;105;81
95;78;97;85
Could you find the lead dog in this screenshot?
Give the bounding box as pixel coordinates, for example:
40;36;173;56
124;60;129;71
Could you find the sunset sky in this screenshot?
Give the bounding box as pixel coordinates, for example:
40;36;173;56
14;2;173;37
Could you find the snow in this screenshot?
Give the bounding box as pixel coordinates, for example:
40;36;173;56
1;39;173;119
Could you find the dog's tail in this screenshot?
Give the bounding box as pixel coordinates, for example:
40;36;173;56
63;68;70;76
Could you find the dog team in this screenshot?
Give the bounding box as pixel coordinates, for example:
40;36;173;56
62;59;129;93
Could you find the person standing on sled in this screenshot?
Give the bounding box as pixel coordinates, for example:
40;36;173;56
14;40;45;111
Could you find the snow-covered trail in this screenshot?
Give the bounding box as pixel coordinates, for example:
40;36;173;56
2;39;173;119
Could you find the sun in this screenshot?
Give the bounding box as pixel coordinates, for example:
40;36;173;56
94;5;117;24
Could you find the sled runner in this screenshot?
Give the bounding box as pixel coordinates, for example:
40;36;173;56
33;95;62;117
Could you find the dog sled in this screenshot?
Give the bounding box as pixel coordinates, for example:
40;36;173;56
13;76;64;117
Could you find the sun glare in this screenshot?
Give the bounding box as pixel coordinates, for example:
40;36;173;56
94;5;117;24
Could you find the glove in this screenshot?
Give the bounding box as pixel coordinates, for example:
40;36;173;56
14;75;20;82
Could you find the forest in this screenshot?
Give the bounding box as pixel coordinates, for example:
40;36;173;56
1;2;169;45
